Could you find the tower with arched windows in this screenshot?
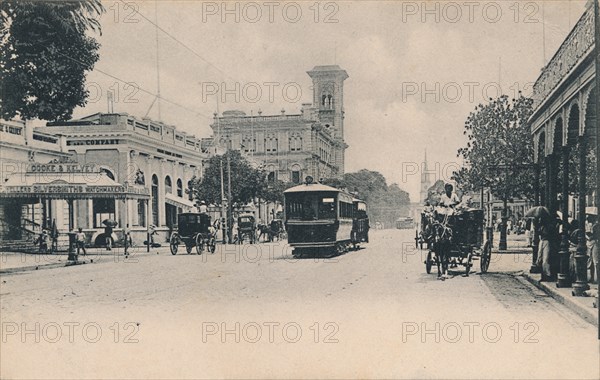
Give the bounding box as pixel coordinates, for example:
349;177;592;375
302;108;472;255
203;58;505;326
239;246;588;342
307;65;349;174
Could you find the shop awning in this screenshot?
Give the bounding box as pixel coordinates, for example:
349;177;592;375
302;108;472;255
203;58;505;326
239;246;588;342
165;192;195;210
0;172;150;200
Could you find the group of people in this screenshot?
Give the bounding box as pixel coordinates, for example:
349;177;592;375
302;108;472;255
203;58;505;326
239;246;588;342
534;210;598;284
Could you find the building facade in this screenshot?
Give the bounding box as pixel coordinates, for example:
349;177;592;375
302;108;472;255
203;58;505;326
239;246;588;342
35;113;207;243
529;2;597;293
206;65;349;183
0;120;72;243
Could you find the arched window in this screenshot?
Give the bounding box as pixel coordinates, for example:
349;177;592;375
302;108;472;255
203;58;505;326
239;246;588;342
289;133;302;152
265;134;278;153
177;179;183;197
151;175;159;226
291;164;301;184
165;175;172;194
242;134;256;153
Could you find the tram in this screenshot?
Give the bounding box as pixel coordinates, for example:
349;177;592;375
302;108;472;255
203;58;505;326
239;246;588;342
396;216;415;229
283;177;369;257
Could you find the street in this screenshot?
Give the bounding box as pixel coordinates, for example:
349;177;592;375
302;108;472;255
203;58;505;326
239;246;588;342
1;229;598;379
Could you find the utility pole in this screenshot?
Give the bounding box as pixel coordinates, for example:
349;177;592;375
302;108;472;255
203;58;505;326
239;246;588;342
227;152;233;244
594;0;599;339
220;157;226;244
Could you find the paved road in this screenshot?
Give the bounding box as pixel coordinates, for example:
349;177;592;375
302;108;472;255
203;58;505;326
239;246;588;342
1;229;598;379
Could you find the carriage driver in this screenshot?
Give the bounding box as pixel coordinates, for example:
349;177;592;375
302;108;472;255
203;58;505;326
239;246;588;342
198;200;208;214
439;183;460;208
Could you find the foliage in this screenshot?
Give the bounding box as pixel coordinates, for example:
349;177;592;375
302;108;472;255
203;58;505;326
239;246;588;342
453;95;535;202
193;151;268;207
261;179;296;204
0;0;104;121
425;180;445;205
322;169;411;227
564;141;597;195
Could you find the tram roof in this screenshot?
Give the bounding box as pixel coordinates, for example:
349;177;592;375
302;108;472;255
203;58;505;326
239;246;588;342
284;183;341;194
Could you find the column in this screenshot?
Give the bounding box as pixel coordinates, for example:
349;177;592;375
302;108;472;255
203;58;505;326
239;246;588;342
573;136;589;295
530;162;540;273
158;158;167;227
557;146;571;288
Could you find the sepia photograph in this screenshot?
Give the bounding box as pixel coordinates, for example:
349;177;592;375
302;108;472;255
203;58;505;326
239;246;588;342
0;0;599;378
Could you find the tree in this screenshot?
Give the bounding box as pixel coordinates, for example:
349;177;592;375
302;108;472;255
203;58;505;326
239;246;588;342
193;150;267;207
454;95;534;249
1;0;104;121
322;169;411;228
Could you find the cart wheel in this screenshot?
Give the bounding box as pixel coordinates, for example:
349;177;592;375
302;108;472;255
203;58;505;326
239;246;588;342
169;234;179;255
425;251;432;274
196;235;205;254
480;241;491;273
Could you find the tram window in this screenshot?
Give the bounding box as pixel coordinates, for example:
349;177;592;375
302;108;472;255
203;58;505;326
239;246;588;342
319;197;336;219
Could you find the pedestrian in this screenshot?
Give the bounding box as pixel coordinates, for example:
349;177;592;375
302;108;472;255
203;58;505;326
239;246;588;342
75;228;87;256
104;223;113;250
525;218;533;247
585;213;598;283
37;230;49;253
536;215;556;282
123;224;131;257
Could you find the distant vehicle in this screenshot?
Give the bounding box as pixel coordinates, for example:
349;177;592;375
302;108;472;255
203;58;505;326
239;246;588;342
351;199;369;248
237;214;256;244
170;212;216;255
283;177;369;257
396;217;414;229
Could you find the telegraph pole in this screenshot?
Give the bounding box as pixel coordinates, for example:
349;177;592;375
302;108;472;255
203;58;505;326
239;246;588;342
594;0;599;339
227;152;233;244
220;157;226;244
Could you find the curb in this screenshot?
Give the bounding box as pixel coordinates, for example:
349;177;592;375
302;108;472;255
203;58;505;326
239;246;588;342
0;260;90;275
521;272;598;328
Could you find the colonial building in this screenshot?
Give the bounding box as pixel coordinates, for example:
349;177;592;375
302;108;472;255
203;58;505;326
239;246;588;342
0;119;72;243
34;113;207;243
206;65;349;183
529;1;597;294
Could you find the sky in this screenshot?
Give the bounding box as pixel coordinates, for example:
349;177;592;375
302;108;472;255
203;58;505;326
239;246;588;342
63;0;588;201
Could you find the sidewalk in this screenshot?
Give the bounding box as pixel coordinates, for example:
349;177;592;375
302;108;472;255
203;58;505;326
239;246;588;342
0;245;163;273
490;232;598;327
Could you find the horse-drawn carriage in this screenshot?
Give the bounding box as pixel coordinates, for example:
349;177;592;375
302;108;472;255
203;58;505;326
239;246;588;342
170;212;216;255
417;207;491;277
237;214;256;244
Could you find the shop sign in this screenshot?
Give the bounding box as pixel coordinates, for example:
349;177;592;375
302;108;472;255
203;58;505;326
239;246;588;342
27;163;97;174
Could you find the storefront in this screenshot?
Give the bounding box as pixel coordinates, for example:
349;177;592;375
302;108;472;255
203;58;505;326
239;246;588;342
0;158;149;247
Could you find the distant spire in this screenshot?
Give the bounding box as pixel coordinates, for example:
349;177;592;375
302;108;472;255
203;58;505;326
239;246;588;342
424;148;428;170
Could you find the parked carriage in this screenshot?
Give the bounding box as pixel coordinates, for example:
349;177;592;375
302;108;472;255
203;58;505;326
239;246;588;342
418;207;491;277
284;177;369;257
169;212;216;255
237;214;256;244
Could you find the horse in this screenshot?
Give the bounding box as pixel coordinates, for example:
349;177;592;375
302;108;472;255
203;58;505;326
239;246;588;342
430;221;453;278
257;224;270;242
